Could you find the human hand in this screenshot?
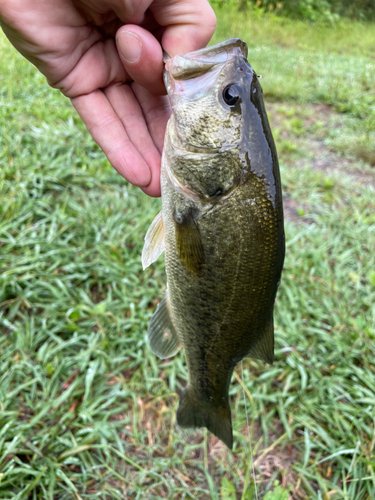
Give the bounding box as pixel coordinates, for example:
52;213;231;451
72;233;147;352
0;0;216;197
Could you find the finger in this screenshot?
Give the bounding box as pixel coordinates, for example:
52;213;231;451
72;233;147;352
71;89;151;188
116;25;165;95
140;162;162;198
150;0;217;57
131;83;170;155
104;83;162;197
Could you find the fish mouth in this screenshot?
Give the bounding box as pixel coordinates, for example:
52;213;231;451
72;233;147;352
164;38;248;81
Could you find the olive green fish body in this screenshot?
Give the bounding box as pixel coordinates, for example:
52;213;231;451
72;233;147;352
142;39;284;449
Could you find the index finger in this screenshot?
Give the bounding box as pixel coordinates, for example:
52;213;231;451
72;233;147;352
72;90;152;188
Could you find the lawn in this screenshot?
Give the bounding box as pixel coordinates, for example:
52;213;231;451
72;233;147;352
0;8;375;500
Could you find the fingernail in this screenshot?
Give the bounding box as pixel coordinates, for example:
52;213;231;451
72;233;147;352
118;31;142;64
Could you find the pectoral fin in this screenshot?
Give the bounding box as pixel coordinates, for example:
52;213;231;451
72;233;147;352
174;209;205;276
142;211;164;270
148;292;181;359
247;314;274;364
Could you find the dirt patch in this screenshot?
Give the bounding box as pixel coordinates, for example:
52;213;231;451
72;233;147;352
108;388;306;498
206;424;306;499
266;101;375;223
292;134;375;186
282;195;314;225
255;444;302;497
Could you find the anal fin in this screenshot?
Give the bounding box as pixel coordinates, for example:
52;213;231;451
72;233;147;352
247;314;274;364
148;291;181;359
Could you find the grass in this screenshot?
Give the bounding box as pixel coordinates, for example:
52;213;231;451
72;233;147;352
213;11;375;164
1;8;375;500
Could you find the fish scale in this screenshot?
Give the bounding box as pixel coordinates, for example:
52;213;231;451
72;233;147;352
142;38;285;449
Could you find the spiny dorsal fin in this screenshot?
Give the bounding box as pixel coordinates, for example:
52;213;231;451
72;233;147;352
174;208;204;276
148;291;181;359
142;211;164;270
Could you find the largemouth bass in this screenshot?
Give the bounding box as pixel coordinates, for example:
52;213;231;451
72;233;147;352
142;38;285;449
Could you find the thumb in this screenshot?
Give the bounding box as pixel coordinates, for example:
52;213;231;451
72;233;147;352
116;25;165;95
150;0;217;57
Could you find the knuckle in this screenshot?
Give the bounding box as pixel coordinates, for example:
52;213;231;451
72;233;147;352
0;1;24;29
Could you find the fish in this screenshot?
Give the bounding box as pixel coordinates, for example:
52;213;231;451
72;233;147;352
142;38;285;449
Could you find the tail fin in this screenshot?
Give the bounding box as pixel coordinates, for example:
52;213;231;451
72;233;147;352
177;387;233;449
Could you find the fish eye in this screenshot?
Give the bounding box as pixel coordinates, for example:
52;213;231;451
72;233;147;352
222;84;241;106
